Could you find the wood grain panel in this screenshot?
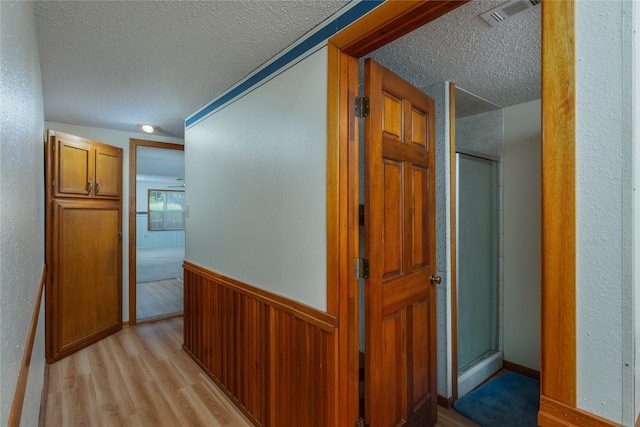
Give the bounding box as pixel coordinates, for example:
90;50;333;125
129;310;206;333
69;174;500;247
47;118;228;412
53;200;122;358
381;311;406;427
327;43;361;427
412;108;428;148
383;92;403;139
412;299;430;409
383;159;404;278
94;146;121;198
539;396;623;427
183;261;337;427
57;138;92;197
412;166;428;268
331;1;468;58
540;0;576;408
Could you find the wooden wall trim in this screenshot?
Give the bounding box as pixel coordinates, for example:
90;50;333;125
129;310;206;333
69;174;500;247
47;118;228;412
330;1;468;57
503;360;541;381
183;264;337;426
541;0;576;406
127;138;184;326
183;261;336;332
328;41;361;426
539;396;623;427
438;394;454;409
8;265;46;427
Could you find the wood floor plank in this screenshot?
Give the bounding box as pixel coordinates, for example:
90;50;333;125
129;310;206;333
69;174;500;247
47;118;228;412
137;278;183;321
45;317;479;427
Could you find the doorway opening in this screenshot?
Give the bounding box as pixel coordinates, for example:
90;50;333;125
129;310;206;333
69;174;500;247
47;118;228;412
128;139;185;325
456;152;500;393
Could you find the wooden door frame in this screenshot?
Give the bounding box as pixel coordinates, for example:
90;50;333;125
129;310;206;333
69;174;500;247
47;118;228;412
128;138;185;326
327;2;575;425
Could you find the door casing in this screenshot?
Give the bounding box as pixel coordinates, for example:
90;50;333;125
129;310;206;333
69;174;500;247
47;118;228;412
327;2;575;425
128;138;185;326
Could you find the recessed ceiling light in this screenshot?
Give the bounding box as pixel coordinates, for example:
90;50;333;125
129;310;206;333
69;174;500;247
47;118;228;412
141;124;154;133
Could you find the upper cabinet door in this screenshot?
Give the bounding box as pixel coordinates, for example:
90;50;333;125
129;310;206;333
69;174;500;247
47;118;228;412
50;131;122;200
94;145;122;199
54;134;94;198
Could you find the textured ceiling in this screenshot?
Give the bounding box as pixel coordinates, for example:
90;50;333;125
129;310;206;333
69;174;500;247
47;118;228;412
35;0;540;139
35;0;349;138
369;0;540;109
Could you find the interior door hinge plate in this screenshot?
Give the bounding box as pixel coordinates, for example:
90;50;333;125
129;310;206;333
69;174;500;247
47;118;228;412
355;258;369;279
355;418;370;427
355;96;370;118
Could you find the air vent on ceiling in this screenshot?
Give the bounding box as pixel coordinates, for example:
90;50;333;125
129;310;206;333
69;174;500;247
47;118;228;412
479;0;540;27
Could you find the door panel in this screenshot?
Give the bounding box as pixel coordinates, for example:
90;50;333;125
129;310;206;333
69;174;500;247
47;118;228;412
56;136;93;198
364;58;437;427
54;200;122;355
381;312;405;427
383;159;403;278
412;167;428;268
95;146;121;198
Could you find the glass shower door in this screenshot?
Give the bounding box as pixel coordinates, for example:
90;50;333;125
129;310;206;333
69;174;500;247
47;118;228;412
457;153;498;372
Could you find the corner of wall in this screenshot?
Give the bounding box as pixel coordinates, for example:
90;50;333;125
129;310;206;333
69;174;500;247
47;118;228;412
0;1;47;425
425;81;453;398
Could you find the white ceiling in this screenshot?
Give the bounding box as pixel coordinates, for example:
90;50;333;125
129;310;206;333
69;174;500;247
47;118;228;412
34;0;540;139
136;146;185;183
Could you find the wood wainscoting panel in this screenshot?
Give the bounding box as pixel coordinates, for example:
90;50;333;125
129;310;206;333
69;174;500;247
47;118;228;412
183;261;338;427
539;396;623;427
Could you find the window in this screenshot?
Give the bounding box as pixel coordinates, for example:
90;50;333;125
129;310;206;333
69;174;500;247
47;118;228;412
148;189;185;231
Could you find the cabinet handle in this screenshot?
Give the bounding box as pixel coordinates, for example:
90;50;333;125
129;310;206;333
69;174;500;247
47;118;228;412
87;181;92;194
95;181;101;194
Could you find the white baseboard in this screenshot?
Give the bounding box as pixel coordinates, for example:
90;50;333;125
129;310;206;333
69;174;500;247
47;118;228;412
458;352;503;397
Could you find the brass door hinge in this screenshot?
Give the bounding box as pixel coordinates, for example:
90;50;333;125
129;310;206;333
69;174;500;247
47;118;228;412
355;258;369;279
355;97;370;118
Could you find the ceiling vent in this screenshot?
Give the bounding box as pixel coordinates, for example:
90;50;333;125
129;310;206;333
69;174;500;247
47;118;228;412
479;0;540;27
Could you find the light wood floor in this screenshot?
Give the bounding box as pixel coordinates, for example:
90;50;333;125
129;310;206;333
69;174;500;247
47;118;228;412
136;278;183;322
45;317;479;427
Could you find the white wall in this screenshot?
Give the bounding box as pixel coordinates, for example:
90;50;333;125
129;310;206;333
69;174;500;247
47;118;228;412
502;99;541;370
45;121;183;321
635;0;640;422
424;82;453;398
575;1;635;424
185;47;328;310
0;2;46;425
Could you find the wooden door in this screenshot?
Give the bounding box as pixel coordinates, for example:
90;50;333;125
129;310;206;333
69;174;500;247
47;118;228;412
46;130;123;362
363;59;437;427
51;200;122;359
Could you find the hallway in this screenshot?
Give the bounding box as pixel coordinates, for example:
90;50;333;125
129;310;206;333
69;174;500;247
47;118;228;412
44;318;479;426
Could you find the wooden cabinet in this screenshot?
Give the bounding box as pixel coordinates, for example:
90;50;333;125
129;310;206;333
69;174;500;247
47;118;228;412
50;200;122;359
50;131;122;200
45;130;123;363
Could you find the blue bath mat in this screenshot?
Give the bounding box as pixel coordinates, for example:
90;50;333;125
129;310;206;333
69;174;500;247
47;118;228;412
453;372;540;427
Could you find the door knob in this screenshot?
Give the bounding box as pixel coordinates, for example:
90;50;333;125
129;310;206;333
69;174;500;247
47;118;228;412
430;275;441;285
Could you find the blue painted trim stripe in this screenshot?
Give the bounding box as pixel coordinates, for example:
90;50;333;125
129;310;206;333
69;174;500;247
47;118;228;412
185;0;384;128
